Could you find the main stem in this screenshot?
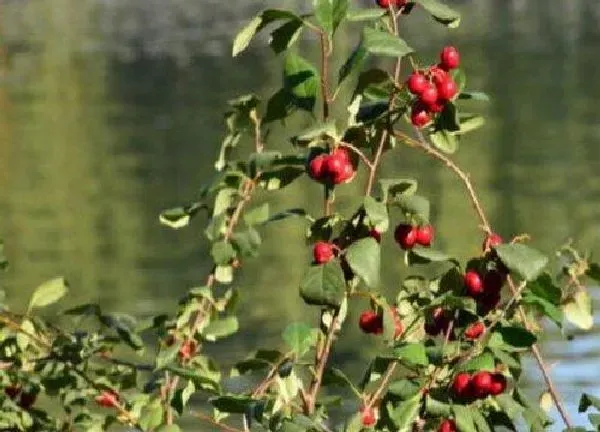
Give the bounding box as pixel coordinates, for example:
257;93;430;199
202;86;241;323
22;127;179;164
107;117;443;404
393;129;573;428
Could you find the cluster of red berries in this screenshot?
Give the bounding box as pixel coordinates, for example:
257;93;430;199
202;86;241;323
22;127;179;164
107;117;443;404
376;0;407;8
394;223;434;249
4;385;37;409
463;320;485;340
451;370;507;400
308;147;355;186
360;405;378;427
464;233;506;314
407;46;461;128
358;307;404;339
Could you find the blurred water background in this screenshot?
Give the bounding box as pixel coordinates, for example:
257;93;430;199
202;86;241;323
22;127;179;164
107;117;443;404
0;0;600;429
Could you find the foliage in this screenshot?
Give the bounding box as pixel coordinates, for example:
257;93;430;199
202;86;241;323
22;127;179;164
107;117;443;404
0;1;598;431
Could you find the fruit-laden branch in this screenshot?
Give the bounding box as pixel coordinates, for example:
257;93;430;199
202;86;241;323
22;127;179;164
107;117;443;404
392;128;573;428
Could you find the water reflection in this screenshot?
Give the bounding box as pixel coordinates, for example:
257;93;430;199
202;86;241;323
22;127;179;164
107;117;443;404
0;0;599;429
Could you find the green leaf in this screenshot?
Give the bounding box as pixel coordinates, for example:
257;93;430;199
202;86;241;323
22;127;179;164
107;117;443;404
457;351;496;372
231;228;262;258
159;207;194;229
387;393;421;432
424;396;451;417
314;0;334;33
282;322;318;356
457;114;486;135
458;91;490;102
269;19;304;54
165;366;220;393
28;277;68;312
415;0;461;28
203;317;239;341
378;178;418;202
453;405;477;432
284;53;319;112
387;380;421;400
300;261;346;308
579;393;600;413
563;290;593;330
527;273;562;305
364;196;389;232
338;40;368;86
586;263;600;282
430;129;458;154
331;0;349;32
244;203;270;226
488;326;537;352
139;399;163;430
156;426;182;432
345;238;381;288
232;9;300;57
471;409;492;432
490;348;521;369
362;27;413;58
295;120;339;144
210;395;255;413
215;265;233;284
156;341;182;369
409;247;454;263
394;194;430;223
347;8;386;21
393;342;428;366
496;394;525;420
521;293;563;328
495;243;549;281
211;241;237;265
259;167;305;190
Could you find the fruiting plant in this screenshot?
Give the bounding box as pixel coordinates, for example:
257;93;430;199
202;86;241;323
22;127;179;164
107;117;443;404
0;1;599;431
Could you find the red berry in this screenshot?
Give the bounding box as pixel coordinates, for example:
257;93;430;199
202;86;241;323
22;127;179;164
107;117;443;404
4;385;21;400
369;229;382;243
95;390;119;408
429;65;449;84
438;419;457;432
313;241;335;264
471;371;493;398
416;225;434;246
451;372;472;398
437;77;458;101
334;160;355;184
420;83;438;106
489;373;507;396
332;147;351;164
308;154;326;181
464;321;486;340
324;154;344;181
440;46;460;70
407;72;428;95
464;271;484;296
376;0;407;9
18;392;37;409
428;99;446;113
178;339;197;361
359;310;383;335
411;104;431;128
360;406;377;427
483;232;503;251
394;224;418;249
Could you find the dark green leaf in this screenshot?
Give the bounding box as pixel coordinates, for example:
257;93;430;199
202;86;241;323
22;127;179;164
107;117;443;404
210;395;255;414
211;241;237;265
363;27;413;58
415;0;461;28
165;366;220;393
231;228;262;258
28;277;68;312
495;243;548;281
282;322;318;356
579;393;600;413
232;9;300;56
394;194;430;223
338;40;368;86
586;263;600;282
490;348;521;369
409;247;455;264
284;53;318;112
345;238;381;288
379;178;418;202
453;405;477;432
521;293;563;328
424;396;451;417
259;166;305;191
488;326;537;351
458;91;490;102
203;317;239;341
300;261;346;307
387;393;421;432
387;380;421;400
270;20;304;54
393;343;428;366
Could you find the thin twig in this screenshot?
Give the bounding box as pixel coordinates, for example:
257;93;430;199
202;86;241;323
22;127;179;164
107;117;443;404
190;411;245;432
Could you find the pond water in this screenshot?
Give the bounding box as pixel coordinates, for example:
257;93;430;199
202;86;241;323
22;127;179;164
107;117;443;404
0;0;599;429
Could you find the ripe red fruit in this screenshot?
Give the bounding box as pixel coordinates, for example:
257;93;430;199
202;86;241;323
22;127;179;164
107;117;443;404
464;321;486;340
407;72;428;95
178;339;197;361
489;373;507;396
95;390;119;408
416;225;434;246
359;310;383;335
334;160;355;184
420;83;438;106
360;405;377;427
471;371;493;398
436;77;458;101
483;232;503;251
376;0;407;9
308;154;326;181
428;99;446;113
411;104;431;128
394;224;418;249
440;46;460;70
438;419;457;432
18;392;37;409
429;65;449;84
451;372;472;398
313;241;335;264
324;154;344;179
369;229;382;243
464;271;484;296
332;147;351;163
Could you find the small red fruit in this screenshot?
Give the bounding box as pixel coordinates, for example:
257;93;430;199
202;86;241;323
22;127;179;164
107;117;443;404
369;229;382;243
471;371;493;398
451;372;472;398
483;232;503;251
436;77;458;101
416;225;434;246
407;72;428;95
438;419;457;432
308;154;326;181
440;46;460;70
334;160;355;184
332;147;351;163
489;373;507;396
411;104;431;128
18;392;37;409
178;339;197;361
4;385;21;400
464;271;484;296
324;154;344;181
376;0;407;9
95;390;119;408
464;321;486;340
360;405;377;427
420;83;438;106
394;224;418;249
359;310;383;335
313;241;335;264
429;65;449;84
428;99;446;113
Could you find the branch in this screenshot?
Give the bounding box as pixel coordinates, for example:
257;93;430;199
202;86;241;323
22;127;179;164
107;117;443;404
191;411;245;432
393;128;573;428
